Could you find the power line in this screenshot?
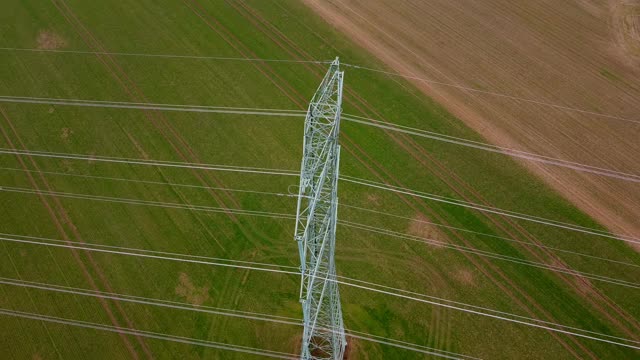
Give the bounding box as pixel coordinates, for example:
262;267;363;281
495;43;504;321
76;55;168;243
0;166;297;198
3;95;636;183
0;277;302;326
2;165;632;269
4;177;636;290
340;221;640;289
3;20;636;359
341;114;640;183
0;185;296;220
0;95;307;117
0;277;300;325
1;46;633;125
343;113;640;180
0;47;333;64
341;63;640;125
3;230;636;350
340;203;640;269
333;276;640;350
0;233;298;275
343;329;480;360
0;276;477;359
0;308;299;359
0;95;306;113
0;147;299;177
345;333;460;359
335;275;640;345
5;182;636;288
4;147;636;245
0;232;299;271
341;176;640;245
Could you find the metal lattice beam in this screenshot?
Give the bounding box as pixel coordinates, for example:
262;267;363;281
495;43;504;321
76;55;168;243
294;58;346;360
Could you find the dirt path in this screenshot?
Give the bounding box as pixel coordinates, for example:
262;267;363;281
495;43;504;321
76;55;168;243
303;0;640;248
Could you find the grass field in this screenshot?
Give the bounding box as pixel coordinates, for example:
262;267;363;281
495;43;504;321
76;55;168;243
0;0;639;359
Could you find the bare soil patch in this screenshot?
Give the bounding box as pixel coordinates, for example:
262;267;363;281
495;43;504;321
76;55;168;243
36;30;68;50
454;268;476;286
365;193;381;206
175;272;210;306
304;0;640;248
60;127;73;143
61;159;75;173
407;213;448;248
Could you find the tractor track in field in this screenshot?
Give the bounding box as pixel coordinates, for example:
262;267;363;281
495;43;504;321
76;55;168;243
179;0;313;334
45;0;299;356
240;1;579;353
0;107;141;359
183;0;307;110
50;0;297;251
25;3;301;354
51;0;241;224
269;0;640;342
48;0;347;354
239;0;640;350
267;0;640;342
214;1;613;356
6;0;633;357
338;51;640;339
403;131;640;340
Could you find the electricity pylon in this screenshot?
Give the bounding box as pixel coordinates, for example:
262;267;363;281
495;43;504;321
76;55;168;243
294;57;346;360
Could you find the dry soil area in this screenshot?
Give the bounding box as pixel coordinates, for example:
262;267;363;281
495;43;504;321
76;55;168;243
304;0;640;244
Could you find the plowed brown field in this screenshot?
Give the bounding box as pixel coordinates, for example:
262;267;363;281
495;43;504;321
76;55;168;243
304;0;640;245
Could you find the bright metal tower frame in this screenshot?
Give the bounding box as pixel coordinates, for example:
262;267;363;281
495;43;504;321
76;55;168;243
294;57;347;360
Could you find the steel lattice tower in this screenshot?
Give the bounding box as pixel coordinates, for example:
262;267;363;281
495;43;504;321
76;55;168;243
294;58;346;360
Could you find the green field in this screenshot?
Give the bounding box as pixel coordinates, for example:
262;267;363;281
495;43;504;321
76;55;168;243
1;0;639;359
